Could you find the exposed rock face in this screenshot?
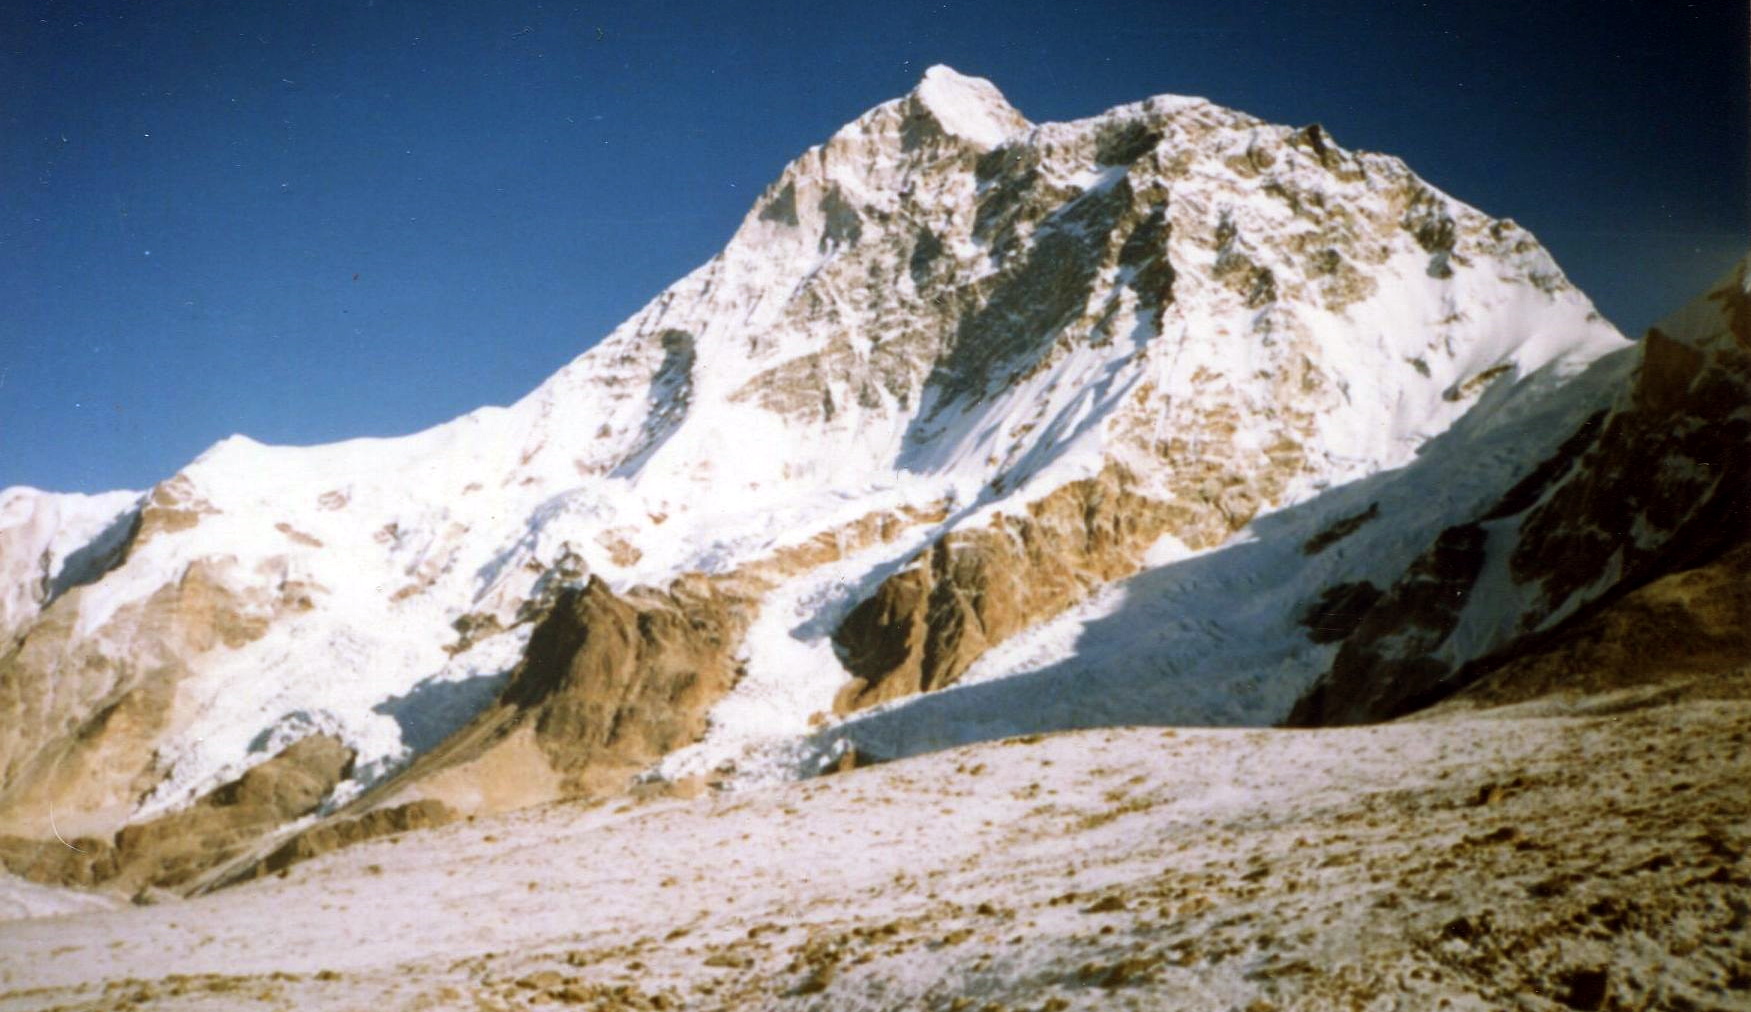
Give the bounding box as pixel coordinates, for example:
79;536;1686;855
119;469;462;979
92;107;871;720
1450;538;1751;710
369;574;756;813
105;734;354;891
0;555;313;839
1290;257;1751;725
1508;322;1749;621
365;503;949;815
506;575;753;793
1290;523;1489;722
0;734;353;893
834;467;1187;711
129;474;219;549
230;798;456;884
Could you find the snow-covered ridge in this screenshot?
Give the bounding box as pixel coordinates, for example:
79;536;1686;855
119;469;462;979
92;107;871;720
0;66;1628;834
0;486;140;640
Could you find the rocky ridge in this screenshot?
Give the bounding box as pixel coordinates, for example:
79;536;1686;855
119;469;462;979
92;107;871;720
1291;256;1751;725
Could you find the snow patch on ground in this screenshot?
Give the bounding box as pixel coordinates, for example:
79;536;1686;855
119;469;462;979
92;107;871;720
0;874;119;924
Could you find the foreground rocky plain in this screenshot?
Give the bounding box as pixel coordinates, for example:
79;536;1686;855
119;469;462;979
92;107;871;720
3;677;1747;1012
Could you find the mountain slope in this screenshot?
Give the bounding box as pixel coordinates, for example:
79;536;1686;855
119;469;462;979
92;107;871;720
0;67;1628;883
1291;254;1751;725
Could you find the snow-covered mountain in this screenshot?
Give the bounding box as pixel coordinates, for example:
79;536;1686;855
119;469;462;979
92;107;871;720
0;66;1650;890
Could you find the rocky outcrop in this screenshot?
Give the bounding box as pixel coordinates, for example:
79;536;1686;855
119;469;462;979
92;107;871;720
1449;537;1751;710
228;798;456;884
128;474;218;550
833;468;1188;712
366;502;956;817
1507;322;1750;622
0;734;353;893
506;574;753;791
0;555;319;838
1288;524;1488;723
1290;257;1751;726
367;574;758;813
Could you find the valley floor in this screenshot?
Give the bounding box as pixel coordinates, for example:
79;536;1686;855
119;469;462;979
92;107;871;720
2;690;1748;1012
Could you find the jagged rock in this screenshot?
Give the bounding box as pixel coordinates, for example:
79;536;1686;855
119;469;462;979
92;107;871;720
364;575;755;812
833;467;1185;712
1448;538;1751;710
507;575;752;789
1288;524;1487;724
1509;321;1750;619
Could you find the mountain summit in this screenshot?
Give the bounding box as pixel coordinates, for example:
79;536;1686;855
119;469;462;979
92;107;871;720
0;67;1679;895
909;65;1030;147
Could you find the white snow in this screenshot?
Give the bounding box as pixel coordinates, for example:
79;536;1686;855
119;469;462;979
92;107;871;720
0;873;119;924
913;65;1028;149
0;486;139;639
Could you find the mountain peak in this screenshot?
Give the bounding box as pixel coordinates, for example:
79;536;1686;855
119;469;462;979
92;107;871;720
910;64;1029;148
0;64;1638;867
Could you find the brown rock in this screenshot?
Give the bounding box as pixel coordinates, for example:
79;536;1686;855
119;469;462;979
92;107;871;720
129;474;218;548
357;572;757;815
239;798;456;881
504;574;752;793
833;466;1180;712
0;833;118;889
0;734;354;892
107;734;355;890
0;554;315;839
1555;967;1609;1011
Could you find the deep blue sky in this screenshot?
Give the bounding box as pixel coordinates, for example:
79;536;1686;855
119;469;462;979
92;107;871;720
3;1;1745;494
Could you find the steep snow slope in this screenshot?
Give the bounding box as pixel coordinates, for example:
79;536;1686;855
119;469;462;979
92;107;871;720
0;66;1626;844
0;487;139;642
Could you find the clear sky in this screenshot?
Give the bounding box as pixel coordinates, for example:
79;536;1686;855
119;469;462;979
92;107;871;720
3;0;1745;494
